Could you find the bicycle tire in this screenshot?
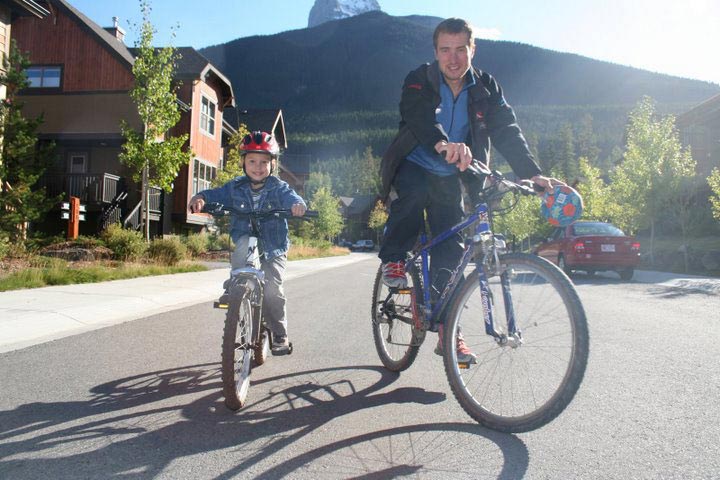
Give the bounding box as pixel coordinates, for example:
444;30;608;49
254;330;270;366
371;264;425;372
221;284;254;410
443;252;589;432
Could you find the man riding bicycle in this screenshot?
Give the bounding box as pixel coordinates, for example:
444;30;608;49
379;18;562;363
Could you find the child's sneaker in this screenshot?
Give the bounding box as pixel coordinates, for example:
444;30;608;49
272;335;291;354
382;261;408;288
434;325;477;365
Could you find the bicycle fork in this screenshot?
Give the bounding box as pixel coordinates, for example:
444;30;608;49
478;266;523;348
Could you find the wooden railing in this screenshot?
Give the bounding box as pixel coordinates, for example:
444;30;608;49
39;173;121;204
122;187;163;230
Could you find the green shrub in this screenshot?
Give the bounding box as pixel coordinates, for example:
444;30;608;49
0;233;10;259
209;233;234;251
147;236;187;265
101;224;147;261
183;232;209;257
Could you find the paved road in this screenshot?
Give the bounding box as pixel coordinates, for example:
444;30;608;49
1;255;719;478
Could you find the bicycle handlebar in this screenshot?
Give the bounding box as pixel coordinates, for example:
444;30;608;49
201;203;318;220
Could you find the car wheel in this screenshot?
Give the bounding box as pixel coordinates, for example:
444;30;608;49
558;255;572;276
619;268;634;281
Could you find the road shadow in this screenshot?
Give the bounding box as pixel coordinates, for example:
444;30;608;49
0;363;526;479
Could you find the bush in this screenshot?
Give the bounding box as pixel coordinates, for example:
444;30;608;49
183;232;209;257
101;224;147;261
147;236;187;265
0;233;10;259
209;233;234;251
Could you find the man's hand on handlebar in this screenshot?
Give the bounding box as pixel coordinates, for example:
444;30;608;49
189;195;205;213
436;140;472;172
529;175;566;193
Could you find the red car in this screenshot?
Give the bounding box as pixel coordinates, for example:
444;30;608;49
534;221;641;280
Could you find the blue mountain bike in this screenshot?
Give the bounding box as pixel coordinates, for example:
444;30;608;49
372;164;589;432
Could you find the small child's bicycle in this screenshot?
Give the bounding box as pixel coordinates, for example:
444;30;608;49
372;163;589;432
204;203;317;410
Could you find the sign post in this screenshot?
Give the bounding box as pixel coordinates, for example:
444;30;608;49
61;196;84;240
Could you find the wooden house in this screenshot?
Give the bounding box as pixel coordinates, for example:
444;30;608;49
677;93;720;177
12;0;234;237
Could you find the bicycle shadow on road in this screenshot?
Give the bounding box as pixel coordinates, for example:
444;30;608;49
0;363;527;479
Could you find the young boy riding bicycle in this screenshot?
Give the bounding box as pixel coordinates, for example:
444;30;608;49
189;131;307;354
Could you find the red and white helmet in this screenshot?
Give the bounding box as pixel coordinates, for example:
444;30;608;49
240;131;280;158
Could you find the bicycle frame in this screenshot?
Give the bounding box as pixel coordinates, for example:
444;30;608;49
405;199;518;341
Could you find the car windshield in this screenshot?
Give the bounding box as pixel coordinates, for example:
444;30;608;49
572;223;625;237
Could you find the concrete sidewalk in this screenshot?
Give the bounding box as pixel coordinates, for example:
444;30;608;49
0;253;375;354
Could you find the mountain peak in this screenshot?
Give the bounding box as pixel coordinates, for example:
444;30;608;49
308;0;382;28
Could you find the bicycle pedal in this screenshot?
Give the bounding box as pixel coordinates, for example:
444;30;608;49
213;301;229;309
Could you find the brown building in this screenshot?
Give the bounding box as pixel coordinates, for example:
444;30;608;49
12;0;234;236
676;93;720;177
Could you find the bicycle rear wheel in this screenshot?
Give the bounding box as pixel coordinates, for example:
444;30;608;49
443;252;589;432
371;265;425;372
222;284;254;410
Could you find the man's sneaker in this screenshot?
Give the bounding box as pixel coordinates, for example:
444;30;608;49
382;261;408;288
434;325;477;365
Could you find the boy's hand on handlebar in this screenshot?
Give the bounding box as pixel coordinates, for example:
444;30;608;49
436;141;472;172
189;195;205;213
291;203;307;217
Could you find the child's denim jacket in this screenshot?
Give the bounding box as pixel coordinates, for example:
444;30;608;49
198;175;306;259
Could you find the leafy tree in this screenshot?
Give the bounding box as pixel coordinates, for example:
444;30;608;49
709;168;720;221
609;97;695;263
119;0;192;240
367;200;388;243
575;157;616;222
308;186;343;241
0;41;57;242
492;193;548;251
213;124;250;187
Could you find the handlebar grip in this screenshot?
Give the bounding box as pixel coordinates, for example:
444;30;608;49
303;210;319;218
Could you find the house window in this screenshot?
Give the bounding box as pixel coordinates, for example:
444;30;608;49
68;153;87;173
193;159;216;195
200;96;216;136
25;66;62;88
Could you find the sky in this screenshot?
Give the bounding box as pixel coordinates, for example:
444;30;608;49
65;0;720;85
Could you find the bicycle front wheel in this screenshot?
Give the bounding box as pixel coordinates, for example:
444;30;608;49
222;284;254;410
443;252;589;432
371;265;425;372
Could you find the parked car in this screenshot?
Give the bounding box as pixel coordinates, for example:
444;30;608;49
533;221;640;280
351;239;375;252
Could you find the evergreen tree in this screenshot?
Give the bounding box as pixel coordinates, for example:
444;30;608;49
304;171;333;198
120;0;192;240
0;41;57;242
